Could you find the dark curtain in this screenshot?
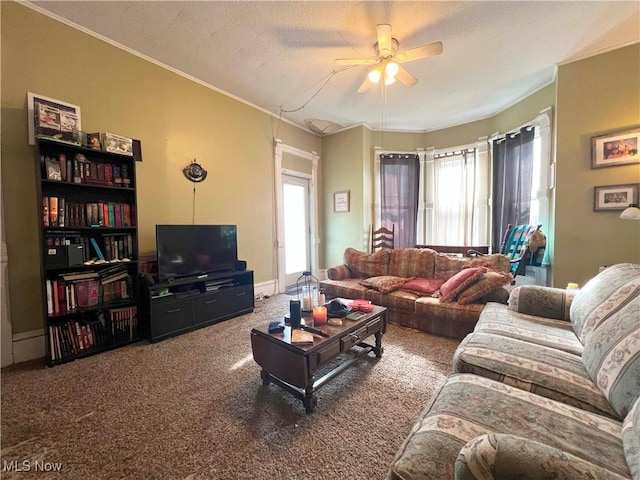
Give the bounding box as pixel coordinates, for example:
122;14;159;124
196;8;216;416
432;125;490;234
491;127;535;252
380;154;419;248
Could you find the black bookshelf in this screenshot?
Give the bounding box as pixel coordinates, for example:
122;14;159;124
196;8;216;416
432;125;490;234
34;137;142;366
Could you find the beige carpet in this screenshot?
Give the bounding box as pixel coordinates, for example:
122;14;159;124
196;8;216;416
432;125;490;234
1;294;457;479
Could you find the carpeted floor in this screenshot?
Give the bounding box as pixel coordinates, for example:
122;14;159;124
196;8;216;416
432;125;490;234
1;294;457;479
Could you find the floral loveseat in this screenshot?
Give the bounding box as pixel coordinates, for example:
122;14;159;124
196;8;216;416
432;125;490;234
387;263;640;480
320;248;512;340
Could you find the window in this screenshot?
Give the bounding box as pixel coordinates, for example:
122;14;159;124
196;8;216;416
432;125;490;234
490;109;552;255
373;108;551;254
377;154;419;248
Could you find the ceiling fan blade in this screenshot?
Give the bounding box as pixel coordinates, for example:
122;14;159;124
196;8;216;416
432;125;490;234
357;77;373;94
396;66;418;88
335;57;379;66
396;41;443;63
376;24;393;57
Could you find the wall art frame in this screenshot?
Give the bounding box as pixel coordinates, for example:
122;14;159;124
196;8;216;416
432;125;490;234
27;92;82;145
591;127;640;169
593;183;639;211
333;191;350;213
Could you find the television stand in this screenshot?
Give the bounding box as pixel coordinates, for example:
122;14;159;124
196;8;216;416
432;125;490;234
142;270;254;342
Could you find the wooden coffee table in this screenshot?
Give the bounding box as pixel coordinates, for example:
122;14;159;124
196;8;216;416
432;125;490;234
250;302;387;413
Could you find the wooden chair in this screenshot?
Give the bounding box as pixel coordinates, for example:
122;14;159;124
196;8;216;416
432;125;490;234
371;225;395;252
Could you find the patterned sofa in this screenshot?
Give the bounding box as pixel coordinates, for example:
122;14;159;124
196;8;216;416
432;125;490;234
320;248;512;340
386;262;640;480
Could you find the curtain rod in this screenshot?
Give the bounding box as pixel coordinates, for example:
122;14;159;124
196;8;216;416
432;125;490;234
433;148;475;159
494;125;535;144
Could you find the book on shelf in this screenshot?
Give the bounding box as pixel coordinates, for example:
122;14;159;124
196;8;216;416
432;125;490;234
58;197;65;227
48;197;58;226
61;271;99;282
101;271;129;285
74;279;100;308
43;196;49;226
90;238;105;260
291;328;314;345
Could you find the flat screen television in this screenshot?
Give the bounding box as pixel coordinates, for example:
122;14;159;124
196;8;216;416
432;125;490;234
156;225;238;281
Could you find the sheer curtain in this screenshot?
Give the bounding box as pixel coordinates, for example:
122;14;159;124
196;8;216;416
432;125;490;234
431;149;488;245
379;154;419;248
492;127;535;252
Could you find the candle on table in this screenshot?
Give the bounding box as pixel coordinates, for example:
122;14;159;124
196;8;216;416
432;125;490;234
302;296;313;311
312;306;328;324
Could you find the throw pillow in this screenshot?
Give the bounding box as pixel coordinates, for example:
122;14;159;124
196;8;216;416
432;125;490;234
480;286;511;305
457;270;514;304
343;248;390;278
439;267;485;302
401;277;444;296
360;276;411;293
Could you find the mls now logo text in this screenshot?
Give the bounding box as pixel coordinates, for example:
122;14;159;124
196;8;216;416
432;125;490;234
2;460;63;473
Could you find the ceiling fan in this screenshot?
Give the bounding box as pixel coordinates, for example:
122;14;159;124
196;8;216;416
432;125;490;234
336;24;443;93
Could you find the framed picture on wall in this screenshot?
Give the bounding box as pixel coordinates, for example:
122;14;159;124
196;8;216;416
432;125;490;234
27;92;82;145
593;183;639;211
591;127;640;168
333;191;350;213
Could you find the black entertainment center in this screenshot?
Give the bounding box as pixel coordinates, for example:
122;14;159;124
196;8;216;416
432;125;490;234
143;224;254;342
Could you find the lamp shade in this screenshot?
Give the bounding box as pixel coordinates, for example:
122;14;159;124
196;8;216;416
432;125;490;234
620;204;640;220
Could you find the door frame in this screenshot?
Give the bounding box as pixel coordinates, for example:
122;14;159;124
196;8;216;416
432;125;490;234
273;138;319;294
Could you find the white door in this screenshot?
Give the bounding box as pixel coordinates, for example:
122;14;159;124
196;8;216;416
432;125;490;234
283;175;311;287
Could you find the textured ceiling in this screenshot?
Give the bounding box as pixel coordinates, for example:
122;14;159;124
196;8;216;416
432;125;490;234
28;1;640;134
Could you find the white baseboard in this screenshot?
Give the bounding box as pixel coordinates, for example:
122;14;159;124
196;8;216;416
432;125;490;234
254;279;279;298
12;329;46;364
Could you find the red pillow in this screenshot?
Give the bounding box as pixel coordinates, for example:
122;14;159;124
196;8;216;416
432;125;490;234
439;267;486;302
402;278;444;296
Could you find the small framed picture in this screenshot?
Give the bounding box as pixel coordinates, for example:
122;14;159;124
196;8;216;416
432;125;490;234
591;128;640;168
333;191;350;213
594;184;639;211
101;132;133;156
27;92;82;145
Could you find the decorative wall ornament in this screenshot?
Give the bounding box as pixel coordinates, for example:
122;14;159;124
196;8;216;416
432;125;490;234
183;159;208;183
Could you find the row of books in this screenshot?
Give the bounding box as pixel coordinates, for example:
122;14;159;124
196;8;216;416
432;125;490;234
49;319;107;361
45;232;135;262
109;306;139;342
47;306;138;361
43;197;134;228
41;153;132;188
46;266;133;315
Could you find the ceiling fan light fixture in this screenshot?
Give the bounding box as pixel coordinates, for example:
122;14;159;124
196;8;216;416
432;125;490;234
368;66;383;84
385;61;399;78
384;75;396;86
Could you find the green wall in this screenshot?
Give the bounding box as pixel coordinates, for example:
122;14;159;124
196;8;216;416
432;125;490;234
1;3;321;334
322;126;368;266
555;43;640;288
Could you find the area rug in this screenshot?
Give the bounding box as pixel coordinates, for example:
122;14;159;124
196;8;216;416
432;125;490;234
1;294;458;479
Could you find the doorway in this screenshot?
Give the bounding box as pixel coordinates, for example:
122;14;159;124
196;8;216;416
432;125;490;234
283;175;311;287
273;139;319;294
